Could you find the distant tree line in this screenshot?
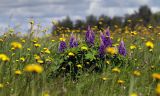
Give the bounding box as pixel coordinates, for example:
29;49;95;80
52;5;160;35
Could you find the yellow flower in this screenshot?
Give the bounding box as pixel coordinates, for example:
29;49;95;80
152;73;160;80
131;31;137;36
11;42;22;49
59;38;65;41
51;39;55;42
0;54;10;61
0;83;4;88
145;41;154;49
68;52;74;56
112;67;120;73
27;48;31;51
81;46;88;51
101;77;108;81
34;43;41;48
43;48;51;54
0;39;4;42
133;70;141;77
21;39;26;43
43;92;50;96
24;64;43;73
34;54;40;60
20;57;25;62
130;93;138;96
29;20;34;24
106;47;117;55
77;64;82;68
15;70;22;75
117;80;124;84
37;59;44;64
105;60;110;65
156;83;160;95
130;45;136;50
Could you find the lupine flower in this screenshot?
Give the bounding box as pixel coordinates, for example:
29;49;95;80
85;26;95;46
105;28;112;46
118;40;127;56
69;34;78;48
106;28;110;37
99;38;105;57
58;38;67;52
100;32;108;47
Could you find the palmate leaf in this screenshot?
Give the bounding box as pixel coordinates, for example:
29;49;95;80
85;52;95;61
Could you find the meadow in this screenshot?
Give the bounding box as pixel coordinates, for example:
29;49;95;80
0;21;160;96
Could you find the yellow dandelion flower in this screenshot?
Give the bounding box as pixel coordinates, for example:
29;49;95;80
133;70;141;77
152;73;160;80
77;64;82;68
27;48;31;51
24;64;43;73
105;60;110;65
43;92;50;96
130;45;136;50
81;46;88;51
43;48;51;54
11;42;22;49
20;57;25;62
34;54;41;60
0;54;10;61
101;77;108;81
145;41;154;49
21;39;26;43
112;67;120;73
0;39;4;42
131;31;137;36
0;83;4;88
34;43;41;48
156;83;160;95
37;59;44;64
29;20;34;24
16;60;19;62
130;93;138;96
59;38;65;41
68;52;74;56
51;39;55;42
15;70;22;75
106;47;117;55
117;80;124;84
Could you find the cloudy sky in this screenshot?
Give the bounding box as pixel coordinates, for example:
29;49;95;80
0;0;160;33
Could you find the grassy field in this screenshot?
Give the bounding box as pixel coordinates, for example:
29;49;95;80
0;24;160;96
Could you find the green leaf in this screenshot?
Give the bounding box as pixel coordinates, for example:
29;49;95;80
85;53;95;61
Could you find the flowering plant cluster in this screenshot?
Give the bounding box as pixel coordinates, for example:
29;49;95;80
52;26;130;79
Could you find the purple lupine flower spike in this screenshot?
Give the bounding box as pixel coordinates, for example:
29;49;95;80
118;40;127;56
69;33;74;48
69;33;78;48
99;38;105;57
105;28;112;47
58;39;67;52
106;28;110;37
85;25;95;46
